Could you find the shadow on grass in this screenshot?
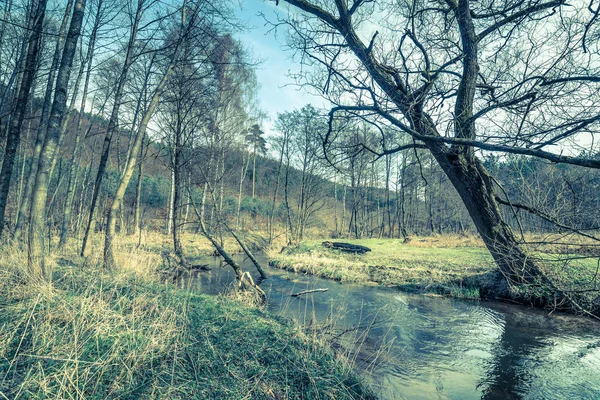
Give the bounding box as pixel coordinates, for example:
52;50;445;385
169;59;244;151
394;270;511;301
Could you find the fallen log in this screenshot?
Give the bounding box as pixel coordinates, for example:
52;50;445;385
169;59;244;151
322;241;371;254
291;288;329;297
161;251;211;272
189;264;211;271
187;186;266;305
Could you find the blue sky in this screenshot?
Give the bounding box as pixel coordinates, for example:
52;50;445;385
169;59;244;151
234;0;325;137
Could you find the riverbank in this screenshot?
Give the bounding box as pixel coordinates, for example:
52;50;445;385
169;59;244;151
0;240;375;399
268;236;600;305
266;237;504;299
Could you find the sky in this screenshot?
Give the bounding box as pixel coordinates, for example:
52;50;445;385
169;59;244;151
234;0;325;139
232;1;597;157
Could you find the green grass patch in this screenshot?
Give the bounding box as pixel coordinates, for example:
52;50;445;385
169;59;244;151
269;239;497;298
270;238;600;304
0;263;374;399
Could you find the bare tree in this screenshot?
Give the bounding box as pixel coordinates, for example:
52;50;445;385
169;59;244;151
80;0;150;257
103;0;204;268
28;0;86;280
0;0;47;238
58;0;110;248
273;0;600;313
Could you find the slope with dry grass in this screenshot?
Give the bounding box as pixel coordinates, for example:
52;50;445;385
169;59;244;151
0;238;375;399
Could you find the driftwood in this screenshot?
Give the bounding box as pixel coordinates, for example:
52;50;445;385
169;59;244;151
202;179;267;279
161;251;210;272
160;251;212;282
322;241;372;254
291;288;329;297
221;220;267;279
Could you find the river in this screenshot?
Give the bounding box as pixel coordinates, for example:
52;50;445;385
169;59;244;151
179;254;600;400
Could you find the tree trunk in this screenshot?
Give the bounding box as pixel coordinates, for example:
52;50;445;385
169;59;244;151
268;143;285;243
80;2;142;257
133;140;145;238
171;116;185;265
13;0;74;242
104;49;178;268
0;21;28;123
0;0;13;78
167;166;175;234
58;3;100;247
431;146;550;292
75;158;93;234
28;0;85;280
251;148;256;198
0;0;46;238
236;151;250;229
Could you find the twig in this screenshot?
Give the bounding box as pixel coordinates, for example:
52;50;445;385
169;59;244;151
291;288;329;297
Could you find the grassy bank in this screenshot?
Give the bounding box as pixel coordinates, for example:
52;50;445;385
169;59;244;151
268;235;600;302
268;237;496;299
0;241;374;399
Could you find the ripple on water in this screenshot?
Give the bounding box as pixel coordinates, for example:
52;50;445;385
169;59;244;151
186;256;600;400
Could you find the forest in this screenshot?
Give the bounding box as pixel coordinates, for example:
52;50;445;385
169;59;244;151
1;0;600;398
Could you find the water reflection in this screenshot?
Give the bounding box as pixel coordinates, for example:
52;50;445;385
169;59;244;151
179;255;600;400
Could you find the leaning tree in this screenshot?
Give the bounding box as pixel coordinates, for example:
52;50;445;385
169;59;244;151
271;0;600;314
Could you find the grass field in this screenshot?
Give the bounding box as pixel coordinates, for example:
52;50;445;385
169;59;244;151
268;237;495;299
268;235;600;301
0;238;374;399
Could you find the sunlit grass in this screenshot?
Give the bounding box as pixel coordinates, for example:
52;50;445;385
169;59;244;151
269;235;600;302
268;238;494;299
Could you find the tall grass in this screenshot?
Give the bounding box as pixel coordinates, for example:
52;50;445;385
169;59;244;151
0;239;375;399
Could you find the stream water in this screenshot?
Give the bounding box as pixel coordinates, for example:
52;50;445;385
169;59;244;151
180;254;600;400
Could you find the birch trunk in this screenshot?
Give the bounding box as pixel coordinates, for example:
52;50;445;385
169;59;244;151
58;1;100;247
80;1;143;256
0;0;46;238
103;40;181;268
28;0;85;280
13;0;74;242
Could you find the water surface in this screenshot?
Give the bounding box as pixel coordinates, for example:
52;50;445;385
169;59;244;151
180;255;600;400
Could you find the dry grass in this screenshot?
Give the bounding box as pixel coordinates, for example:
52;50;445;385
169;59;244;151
0;237;375;400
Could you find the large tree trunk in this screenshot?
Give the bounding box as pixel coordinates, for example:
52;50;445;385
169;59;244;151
431;146;551;292
0;0;46;238
28;0;85;280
